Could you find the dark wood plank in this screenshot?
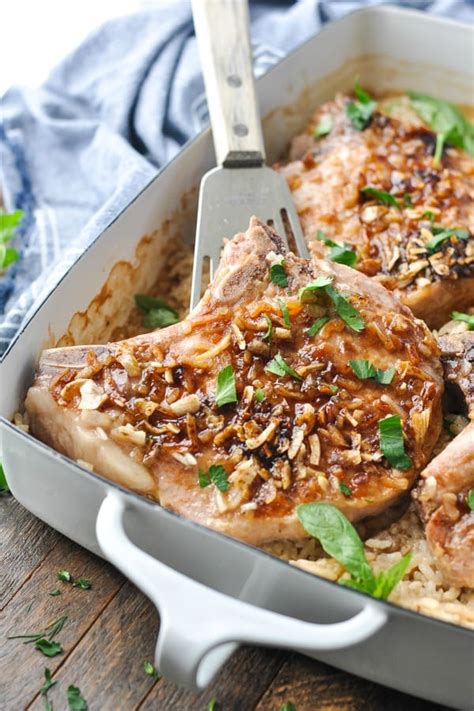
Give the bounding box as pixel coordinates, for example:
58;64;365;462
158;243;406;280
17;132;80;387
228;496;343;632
0;535;123;708
255;653;450;711
29;581;160;711
138;646;287;711
0;496;60;609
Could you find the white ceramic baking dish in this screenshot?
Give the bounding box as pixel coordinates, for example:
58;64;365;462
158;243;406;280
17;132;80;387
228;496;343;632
1;6;473;708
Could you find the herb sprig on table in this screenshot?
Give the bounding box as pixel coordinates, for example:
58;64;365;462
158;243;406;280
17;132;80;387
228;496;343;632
297;503;411;600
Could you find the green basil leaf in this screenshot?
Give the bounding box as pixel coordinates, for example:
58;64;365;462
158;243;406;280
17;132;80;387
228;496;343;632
278;299;291;328
372;553;412;600
265;353;302;381
467;489;474;511
306;316;330;337
134;294;179;329
325;285;365;332
378;415;413;470
255;388;266;402
425;227;469;253
40;668;57;695
143;660;160;679
215;364;237;407
269;260;288;288
314;115;333;138
198;469;211;488
35;639;62;657
451;311;474;330
298;274;333;302
0;463;9;494
339;482;352;497
262;313;273;342
67;685;88;711
209;464;229;492
297;503;375;586
361;186;401;210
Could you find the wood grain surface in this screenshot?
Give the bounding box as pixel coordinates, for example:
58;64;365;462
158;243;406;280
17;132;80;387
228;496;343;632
1;495;450;711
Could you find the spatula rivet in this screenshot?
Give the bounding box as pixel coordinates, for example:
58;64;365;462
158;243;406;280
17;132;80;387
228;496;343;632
227;74;242;87
233;123;248;137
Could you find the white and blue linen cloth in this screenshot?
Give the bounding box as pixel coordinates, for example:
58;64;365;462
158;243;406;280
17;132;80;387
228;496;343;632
0;0;472;354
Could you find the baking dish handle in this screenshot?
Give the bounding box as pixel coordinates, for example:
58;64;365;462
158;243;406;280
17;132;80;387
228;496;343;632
97;491;387;691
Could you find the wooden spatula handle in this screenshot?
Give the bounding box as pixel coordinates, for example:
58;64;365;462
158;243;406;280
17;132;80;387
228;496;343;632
192;0;266;167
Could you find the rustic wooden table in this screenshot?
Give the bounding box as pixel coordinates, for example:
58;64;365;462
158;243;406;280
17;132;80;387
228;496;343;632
1;494;448;711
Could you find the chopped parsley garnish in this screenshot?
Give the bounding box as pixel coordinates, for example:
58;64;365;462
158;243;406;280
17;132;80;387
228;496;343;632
143;660;161;679
339;482;351;497
378;415;412;470
279;704;297;711
278;299;291;327
208;699;218;711
269;259;288;288
425;226;469;253
314;115;333;138
408;91;474;164
329;384;339;394
40;667;57;695
297;503;412;599
255;388;266;402
298;274;333;302
57;570;72;582
346;80;377;130
315;230;358;267
262;313;273;342
0;463;9;494
325;285;365;332
67;684;88;711
35;638;62;657
349;359;395;385
198;464;229;492
403;193;413;208
57;570;91;589
0;208;23;270
215;364;237;407
451;311;474;330
361;186;401;210
73;578;92;590
306;316;330;337
467;490;474;511
134;294;179;329
265;353;302;381
49;589;62;597
422;210;434;222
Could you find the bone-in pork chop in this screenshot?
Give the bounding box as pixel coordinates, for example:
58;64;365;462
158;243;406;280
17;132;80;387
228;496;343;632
26;218;443;545
277;93;474;328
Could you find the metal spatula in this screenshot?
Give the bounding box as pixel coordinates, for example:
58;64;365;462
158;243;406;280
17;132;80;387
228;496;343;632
190;0;309;309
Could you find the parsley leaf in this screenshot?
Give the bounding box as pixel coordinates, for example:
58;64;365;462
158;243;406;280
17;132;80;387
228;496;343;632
199;464;229;492
35;639;62;657
262;313;273;342
297;503;411;599
67;685;88;711
403;193;413;208
467;490;474;511
0;208;23;270
315;230;358;267
208;699;218;711
49;589;62;597
0;463;9;494
408;91;474;164
361;186;401;210
346;80;377;130
143;660;160;679
278;299;291;327
452;311;474;330
339;482;351;497
255;388;266;402
134;294;179;329
325;285;365;332
265;353;302;381
306;316;330;337
279;705;297;711
269;260;288;288
215;365;237;407
329;384;339;394
298;275;333;302
57;570;72;582
425;226;469;253
422;210;435;222
349;359;395;385
72;578;92;590
314;115;333;138
378;415;413;470
40;668;57;695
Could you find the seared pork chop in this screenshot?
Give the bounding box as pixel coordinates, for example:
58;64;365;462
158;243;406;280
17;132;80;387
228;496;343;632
277;93;474;328
414;331;474;587
26;218;443;545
